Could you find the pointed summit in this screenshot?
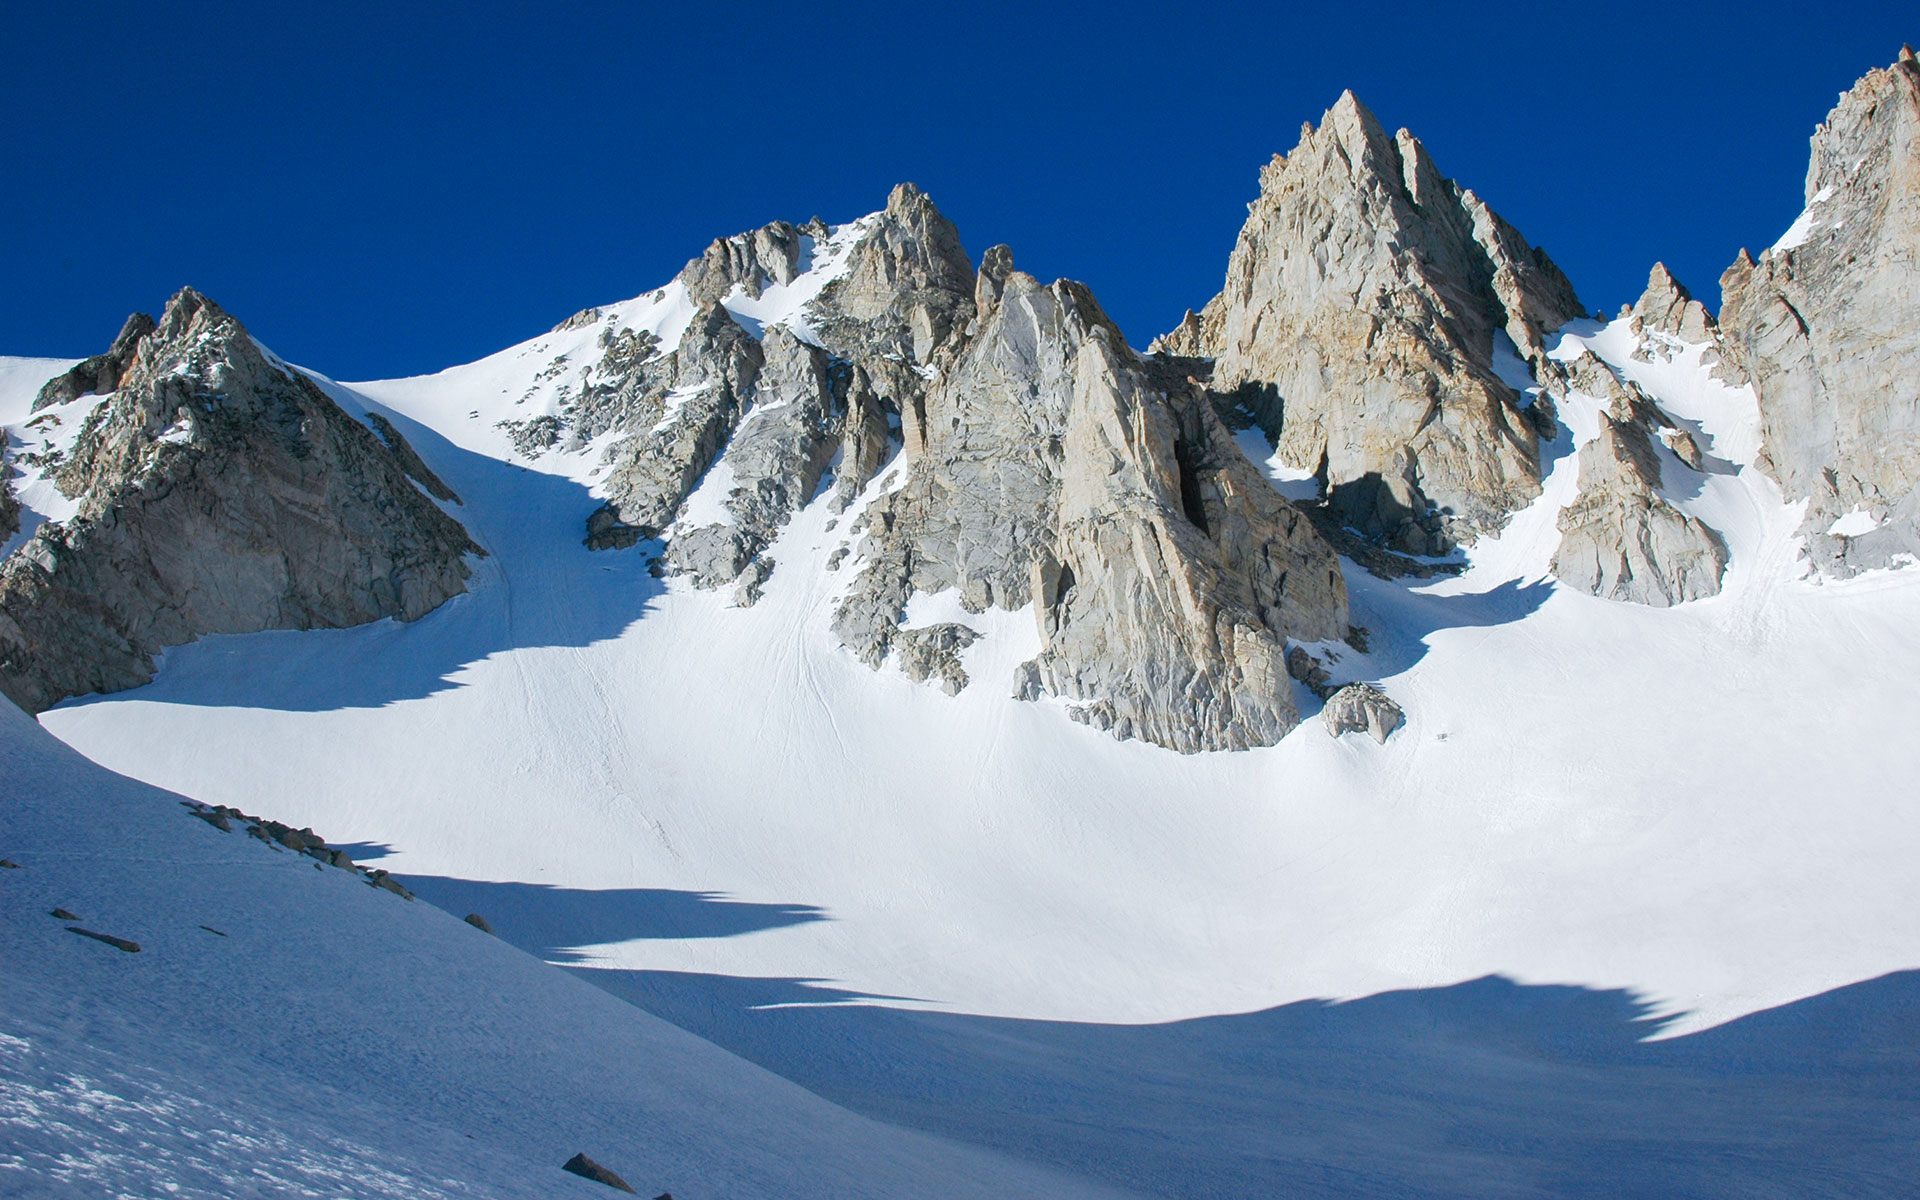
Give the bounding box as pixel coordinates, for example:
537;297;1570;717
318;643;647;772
1163;95;1583;553
1632;263;1717;343
1;290;478;712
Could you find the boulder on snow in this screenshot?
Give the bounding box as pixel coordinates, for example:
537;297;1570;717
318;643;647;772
463;913;494;934
561;1152;637;1193
1322;683;1403;744
49;908;78;920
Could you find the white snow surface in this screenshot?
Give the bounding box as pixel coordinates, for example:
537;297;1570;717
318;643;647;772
5;303;1920;1193
0;704;1118;1200
1771;184;1837;253
1827;506;1883;538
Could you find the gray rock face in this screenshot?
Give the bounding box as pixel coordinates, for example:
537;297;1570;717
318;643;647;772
840;253;1349;753
1718;47;1920;575
664;327;838;586
1322;683;1402;744
807;183;976;368
893;622;979;695
1550;378;1728;607
679;221;804;307
0;288;479;713
1020;337;1349;752
588;185;974;567
1631;263;1718;347
588;303;763;547
1155;92;1584;553
32;312;156;411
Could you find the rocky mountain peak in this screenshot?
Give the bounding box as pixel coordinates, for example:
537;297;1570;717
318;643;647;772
0;288;478;712
1718;47;1920;575
833;235;1348;751
1163;92;1583;555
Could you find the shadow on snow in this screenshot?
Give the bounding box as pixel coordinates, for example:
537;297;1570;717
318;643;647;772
396;873;827;962
378;865;1920;1198
585;963;1920;1200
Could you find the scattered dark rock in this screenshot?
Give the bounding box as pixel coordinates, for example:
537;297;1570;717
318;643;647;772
0;859;20;869
561;1152;637;1193
190;808;232;831
367;870;414;900
49;908;78;920
67;926;141;953
463;913;494;934
199;925;228;937
1285;646;1334;700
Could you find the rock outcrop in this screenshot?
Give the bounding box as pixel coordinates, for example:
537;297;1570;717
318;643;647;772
587;303;765;548
1156;91;1585;554
0;288;478;713
1550;388;1728;607
1630;263;1717;347
1718;47;1920;575
839;253;1349;753
32;312;156;410
663;327;839;587
560;1153;637;1194
584;183;975;564
1322;683;1402;744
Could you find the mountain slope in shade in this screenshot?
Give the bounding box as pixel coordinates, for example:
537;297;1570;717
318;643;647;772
0;700;1126;1200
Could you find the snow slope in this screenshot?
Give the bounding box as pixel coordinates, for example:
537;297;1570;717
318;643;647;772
0;703;1126;1199
6;289;1920;1195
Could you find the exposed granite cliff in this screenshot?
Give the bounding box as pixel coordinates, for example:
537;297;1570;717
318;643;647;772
837;254;1348;752
1543;350;1728;606
1719;47;1920;575
1156;92;1584;554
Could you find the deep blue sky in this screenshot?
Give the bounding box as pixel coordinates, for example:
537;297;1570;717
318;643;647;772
3;3;1913;379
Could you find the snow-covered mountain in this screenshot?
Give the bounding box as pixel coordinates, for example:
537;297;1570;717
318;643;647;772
5;47;1920;1200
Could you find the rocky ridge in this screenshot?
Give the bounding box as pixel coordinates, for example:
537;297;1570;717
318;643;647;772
24;56;1920;749
1717;46;1920;576
831;253;1348;751
577;183;975;570
503;184;1352;750
0;289;479;713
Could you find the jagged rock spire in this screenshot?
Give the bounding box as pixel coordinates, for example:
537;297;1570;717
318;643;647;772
1631;263;1717;344
1157;91;1584;554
